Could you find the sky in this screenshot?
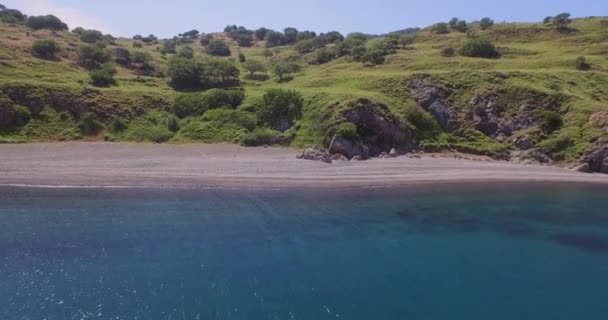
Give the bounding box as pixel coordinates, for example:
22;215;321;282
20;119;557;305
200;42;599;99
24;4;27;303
4;0;607;38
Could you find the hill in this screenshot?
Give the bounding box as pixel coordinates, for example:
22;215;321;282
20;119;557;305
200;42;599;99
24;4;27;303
1;7;607;171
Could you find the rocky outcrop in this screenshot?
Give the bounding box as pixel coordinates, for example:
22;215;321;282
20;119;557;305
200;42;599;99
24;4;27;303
579;144;608;174
339;98;414;157
513;135;535;150
469;93;513;140
297;147;332;163
590;111;608;131
328;136;369;160
407;77;457;130
511;149;553;165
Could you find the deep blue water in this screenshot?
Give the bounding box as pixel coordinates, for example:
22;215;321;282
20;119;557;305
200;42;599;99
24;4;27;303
1;183;608;320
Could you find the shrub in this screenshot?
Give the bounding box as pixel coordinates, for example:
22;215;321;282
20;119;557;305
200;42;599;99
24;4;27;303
244;59;267;78
200;34;213;46
199;57;240;88
315;48;335;64
128;125;174;142
255;28;269;40
273;62;301;82
160;39;177;55
479;17;495;30
131;51;155;75
454;20;468;32
80;29;104;43
461;38;500;58
177;46;194;59
177;120;247;142
114;47;132;66
325;31;345;43
241;128;285;146
440;47;455;57
0;8;25;23
265;31;285;48
575;56;591;71
536;110;563;133
133;41;143;48
78;44;112;69
168;57;203;90
25;15;68;31
78;112;104;135
361;49;386;65
336;122;359;140
32;40;60;59
11;105;32;127
171;89;245;118
238;53;246;63
433;23;449;34
551;13;572;30
201;109;257;131
89;65;117;87
258;89;303;131
294;39;315;54
539;135;574;154
110;117;128;132
206;39;231;56
405;107;441;140
166;115;180;132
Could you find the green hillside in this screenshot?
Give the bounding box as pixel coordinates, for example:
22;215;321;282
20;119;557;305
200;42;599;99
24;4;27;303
1;7;607;165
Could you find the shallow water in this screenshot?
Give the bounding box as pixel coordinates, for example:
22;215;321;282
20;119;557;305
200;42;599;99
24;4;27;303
1;183;608;320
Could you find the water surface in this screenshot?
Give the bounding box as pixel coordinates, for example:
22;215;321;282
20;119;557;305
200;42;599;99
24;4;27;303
1;183;608;319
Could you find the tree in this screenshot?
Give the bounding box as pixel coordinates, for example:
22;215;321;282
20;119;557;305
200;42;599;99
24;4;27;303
258;89;303;131
131;51;155;76
206;39;231;56
448;17;459;28
234;33;253;47
461;38;500;58
479;17;495;30
160;39;177;55
0;7;25;23
273;62;301;82
177;46;194;59
114;47;132;66
80;29;104;43
200;34;213;46
78;44;111;69
89;64;117;87
315;47;335;64
265;31;285;48
297;30;316;41
263;48;273;60
399;34;415;47
168;57;203;90
294;39;315;53
32;40;60;59
199;57;240;87
141;34;158;44
325;31;344;43
180;29;200;39
244;59;266;78
283;27;299;44
25;15;68;31
255;27;269;40
433;23;449;34
72;27;85;34
454;20;468;32
543;16;553;24
552;13;572;30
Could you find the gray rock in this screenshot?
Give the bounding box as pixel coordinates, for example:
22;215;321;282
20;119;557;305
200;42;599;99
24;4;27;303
580;144;608;174
297;148;332;163
513;135;535;150
331;153;349;161
407;77;457;130
573;163;592;173
351;156;363;161
379;152;390;159
389;148;398;157
328;136;368;160
512;149;552;165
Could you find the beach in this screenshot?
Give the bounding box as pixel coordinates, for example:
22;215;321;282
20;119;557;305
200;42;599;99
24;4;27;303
0;142;606;188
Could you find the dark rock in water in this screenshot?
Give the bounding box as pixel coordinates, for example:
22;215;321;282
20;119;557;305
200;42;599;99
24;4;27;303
513;135;535;150
328;136;369;160
407;77;457;130
297;147;332;163
340;98;415;156
580;144;608;174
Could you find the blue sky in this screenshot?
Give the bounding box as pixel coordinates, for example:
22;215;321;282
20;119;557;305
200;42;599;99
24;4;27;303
5;0;607;37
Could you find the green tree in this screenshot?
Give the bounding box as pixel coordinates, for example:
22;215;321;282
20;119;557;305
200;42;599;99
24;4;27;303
448;17;459;28
263;48;273;60
265;31;285;48
199;57;240;87
31;39;60;59
315;47;335;64
0;7;25;23
25;15;68;30
324;31;344;43
168;57;203;90
258;89;303;131
80;29;104;43
114;47;132;66
283;27;299;44
78;44;112;69
273;61;301;82
461;38;500;58
433;22;449;34
177;46;194;59
479;17;495;30
160;39;177;55
244;59;267;78
255;27;269;40
206;39;231;56
454;20;468;32
552;12;572;30
89;64;117;87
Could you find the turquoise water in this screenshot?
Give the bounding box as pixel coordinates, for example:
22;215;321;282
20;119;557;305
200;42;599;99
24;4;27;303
1;183;608;319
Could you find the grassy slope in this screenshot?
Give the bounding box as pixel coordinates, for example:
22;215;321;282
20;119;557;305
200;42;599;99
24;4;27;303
0;18;607;162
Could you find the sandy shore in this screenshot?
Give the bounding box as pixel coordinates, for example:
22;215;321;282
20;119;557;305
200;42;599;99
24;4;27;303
0;142;607;189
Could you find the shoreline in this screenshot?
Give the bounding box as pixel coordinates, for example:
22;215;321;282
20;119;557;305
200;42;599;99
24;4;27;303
1;142;607;189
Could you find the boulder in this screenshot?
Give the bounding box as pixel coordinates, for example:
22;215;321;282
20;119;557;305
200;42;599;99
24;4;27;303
340;98;415;156
512;149;552;165
331;153;349;161
389;148;398;157
328;136;369;160
407;77;457;130
513;135;535;150
297;147;332;164
580;144;608;174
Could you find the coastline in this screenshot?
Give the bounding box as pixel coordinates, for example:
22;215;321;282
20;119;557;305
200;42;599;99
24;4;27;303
1;142;607;189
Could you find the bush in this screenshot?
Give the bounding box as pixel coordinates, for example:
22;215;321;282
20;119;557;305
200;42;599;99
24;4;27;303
172;89;245;118
315;48;335;64
177;46;194;59
11;105;32;127
160;39;177;55
0;8;25;23
32;40;60;59
405;107;441;140
244;59;267;78
433;23;449;34
200;34;213;46
201;109;257;131
168;57;203;90
206;39;231;56
110;117;128;132
258;89;303;131
454;20;468;32
539;135;574;154
133;41;143;48
536;110;563;133
273;62;301;82
265;31;285;48
89;65;117;87
114;47;132;66
165;115;180;132
168;57;240;90
241;128;285;146
461;38;500;58
361;49;386;65
78;44;112;69
336;122;359;140
80;29;104;43
440;47;455;57
78;112;104;135
575;56;591;71
177;120;247;143
479;17;495;30
25;15;68;31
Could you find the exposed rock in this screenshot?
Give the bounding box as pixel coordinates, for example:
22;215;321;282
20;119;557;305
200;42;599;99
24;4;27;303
511;149;552;165
340;98;414;156
297;147;332;163
351;156;363;161
407;77;457;130
469;93;514;138
590;111;608;130
513;135;535;150
329;136;369;160
573;163;592;173
331;153;349;161
379;152;390;159
389;148;398;157
580;144;608;174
